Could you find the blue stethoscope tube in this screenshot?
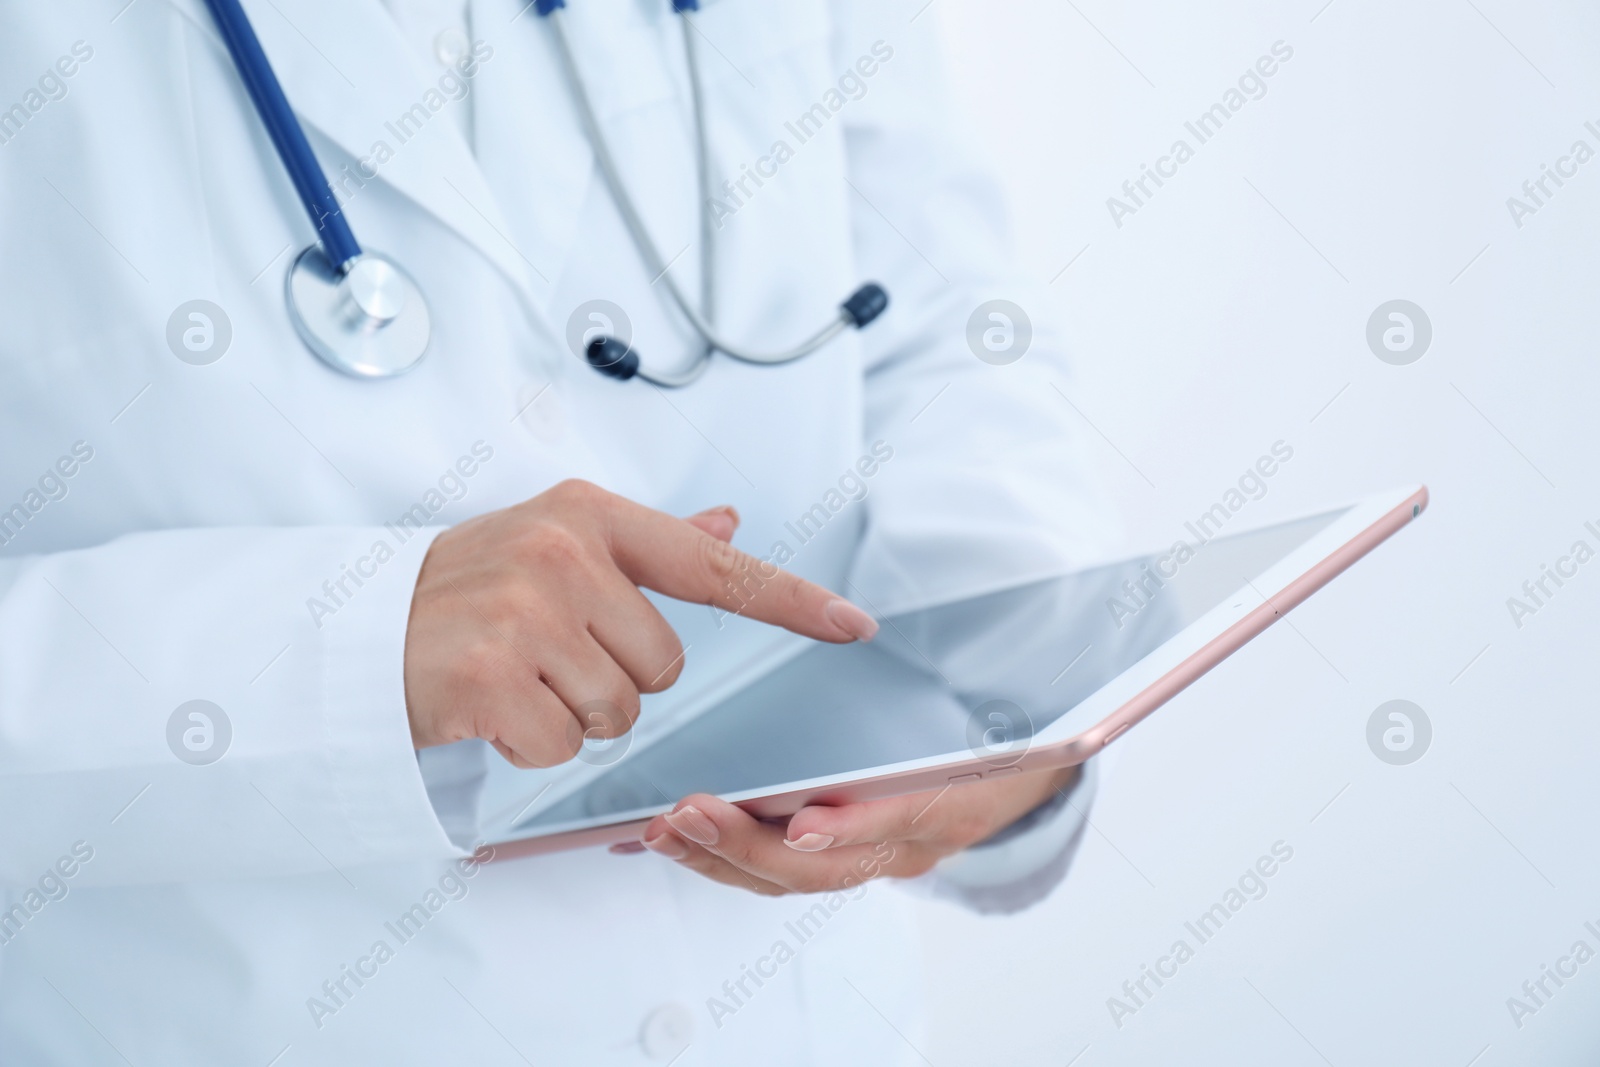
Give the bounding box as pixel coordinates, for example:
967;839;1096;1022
203;0;430;377
204;0;885;384
202;0;361;271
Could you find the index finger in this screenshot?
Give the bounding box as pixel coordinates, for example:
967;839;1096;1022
603;497;878;644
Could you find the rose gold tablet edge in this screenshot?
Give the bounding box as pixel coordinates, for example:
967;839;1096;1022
488;486;1428;861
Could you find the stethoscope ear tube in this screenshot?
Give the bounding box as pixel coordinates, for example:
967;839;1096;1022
205;0;885;386
543;5;890;387
202;0;362;272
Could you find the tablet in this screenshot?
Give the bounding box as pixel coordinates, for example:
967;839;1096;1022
487;485;1427;858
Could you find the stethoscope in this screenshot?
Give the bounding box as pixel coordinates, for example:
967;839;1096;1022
202;0;888;384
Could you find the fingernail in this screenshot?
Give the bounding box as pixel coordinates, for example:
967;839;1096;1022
825;598;878;642
694;505;740;527
665;805;719;846
643;833;689;860
785;833;835;852
609;841;646;855
691;507;738;542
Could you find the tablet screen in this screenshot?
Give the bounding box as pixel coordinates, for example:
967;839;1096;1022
512;508;1349;835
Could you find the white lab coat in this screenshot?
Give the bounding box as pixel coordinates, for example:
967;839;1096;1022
0;0;1112;1062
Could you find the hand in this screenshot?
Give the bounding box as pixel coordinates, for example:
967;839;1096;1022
403;479;879;768
622;766;1080;895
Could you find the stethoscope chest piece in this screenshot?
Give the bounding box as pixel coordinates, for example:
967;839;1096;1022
286;246;431;379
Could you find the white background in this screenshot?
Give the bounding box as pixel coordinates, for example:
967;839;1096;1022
913;1;1600;1064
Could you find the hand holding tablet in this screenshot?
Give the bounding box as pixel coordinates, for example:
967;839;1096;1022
488;485;1428;860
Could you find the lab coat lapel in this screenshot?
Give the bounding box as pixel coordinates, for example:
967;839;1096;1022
466;0;597;318
173;0;564;343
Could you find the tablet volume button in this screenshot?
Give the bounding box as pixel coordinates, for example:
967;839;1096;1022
948;773;983;785
1102;723;1132;746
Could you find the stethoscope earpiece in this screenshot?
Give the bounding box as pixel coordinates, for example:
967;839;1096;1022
583;278;891;387
204;0;888;385
544;4;890;387
585;337;640;381
841;284;889;329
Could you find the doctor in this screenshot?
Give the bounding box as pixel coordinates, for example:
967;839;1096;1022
0;0;1110;1063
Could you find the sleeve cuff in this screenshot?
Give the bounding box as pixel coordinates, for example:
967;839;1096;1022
315;525;467;864
418;740;492;850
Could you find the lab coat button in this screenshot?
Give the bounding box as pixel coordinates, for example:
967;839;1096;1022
638;1003;694;1061
433;28;470;67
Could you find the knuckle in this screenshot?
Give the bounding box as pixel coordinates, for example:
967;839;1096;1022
578;692;637;738
549;712;586;764
639;631;686;693
558;733;585;764
698;534;744;588
455;638;514;694
872;841;902;870
718;835;760;869
611;687;643;729
775;576;810;620
508;705;583;769
475;575;534;626
548;478;610;513
518;522;590;570
643;661;681;694
491;740;535;770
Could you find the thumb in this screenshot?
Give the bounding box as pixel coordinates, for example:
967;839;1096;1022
683;505;739;543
